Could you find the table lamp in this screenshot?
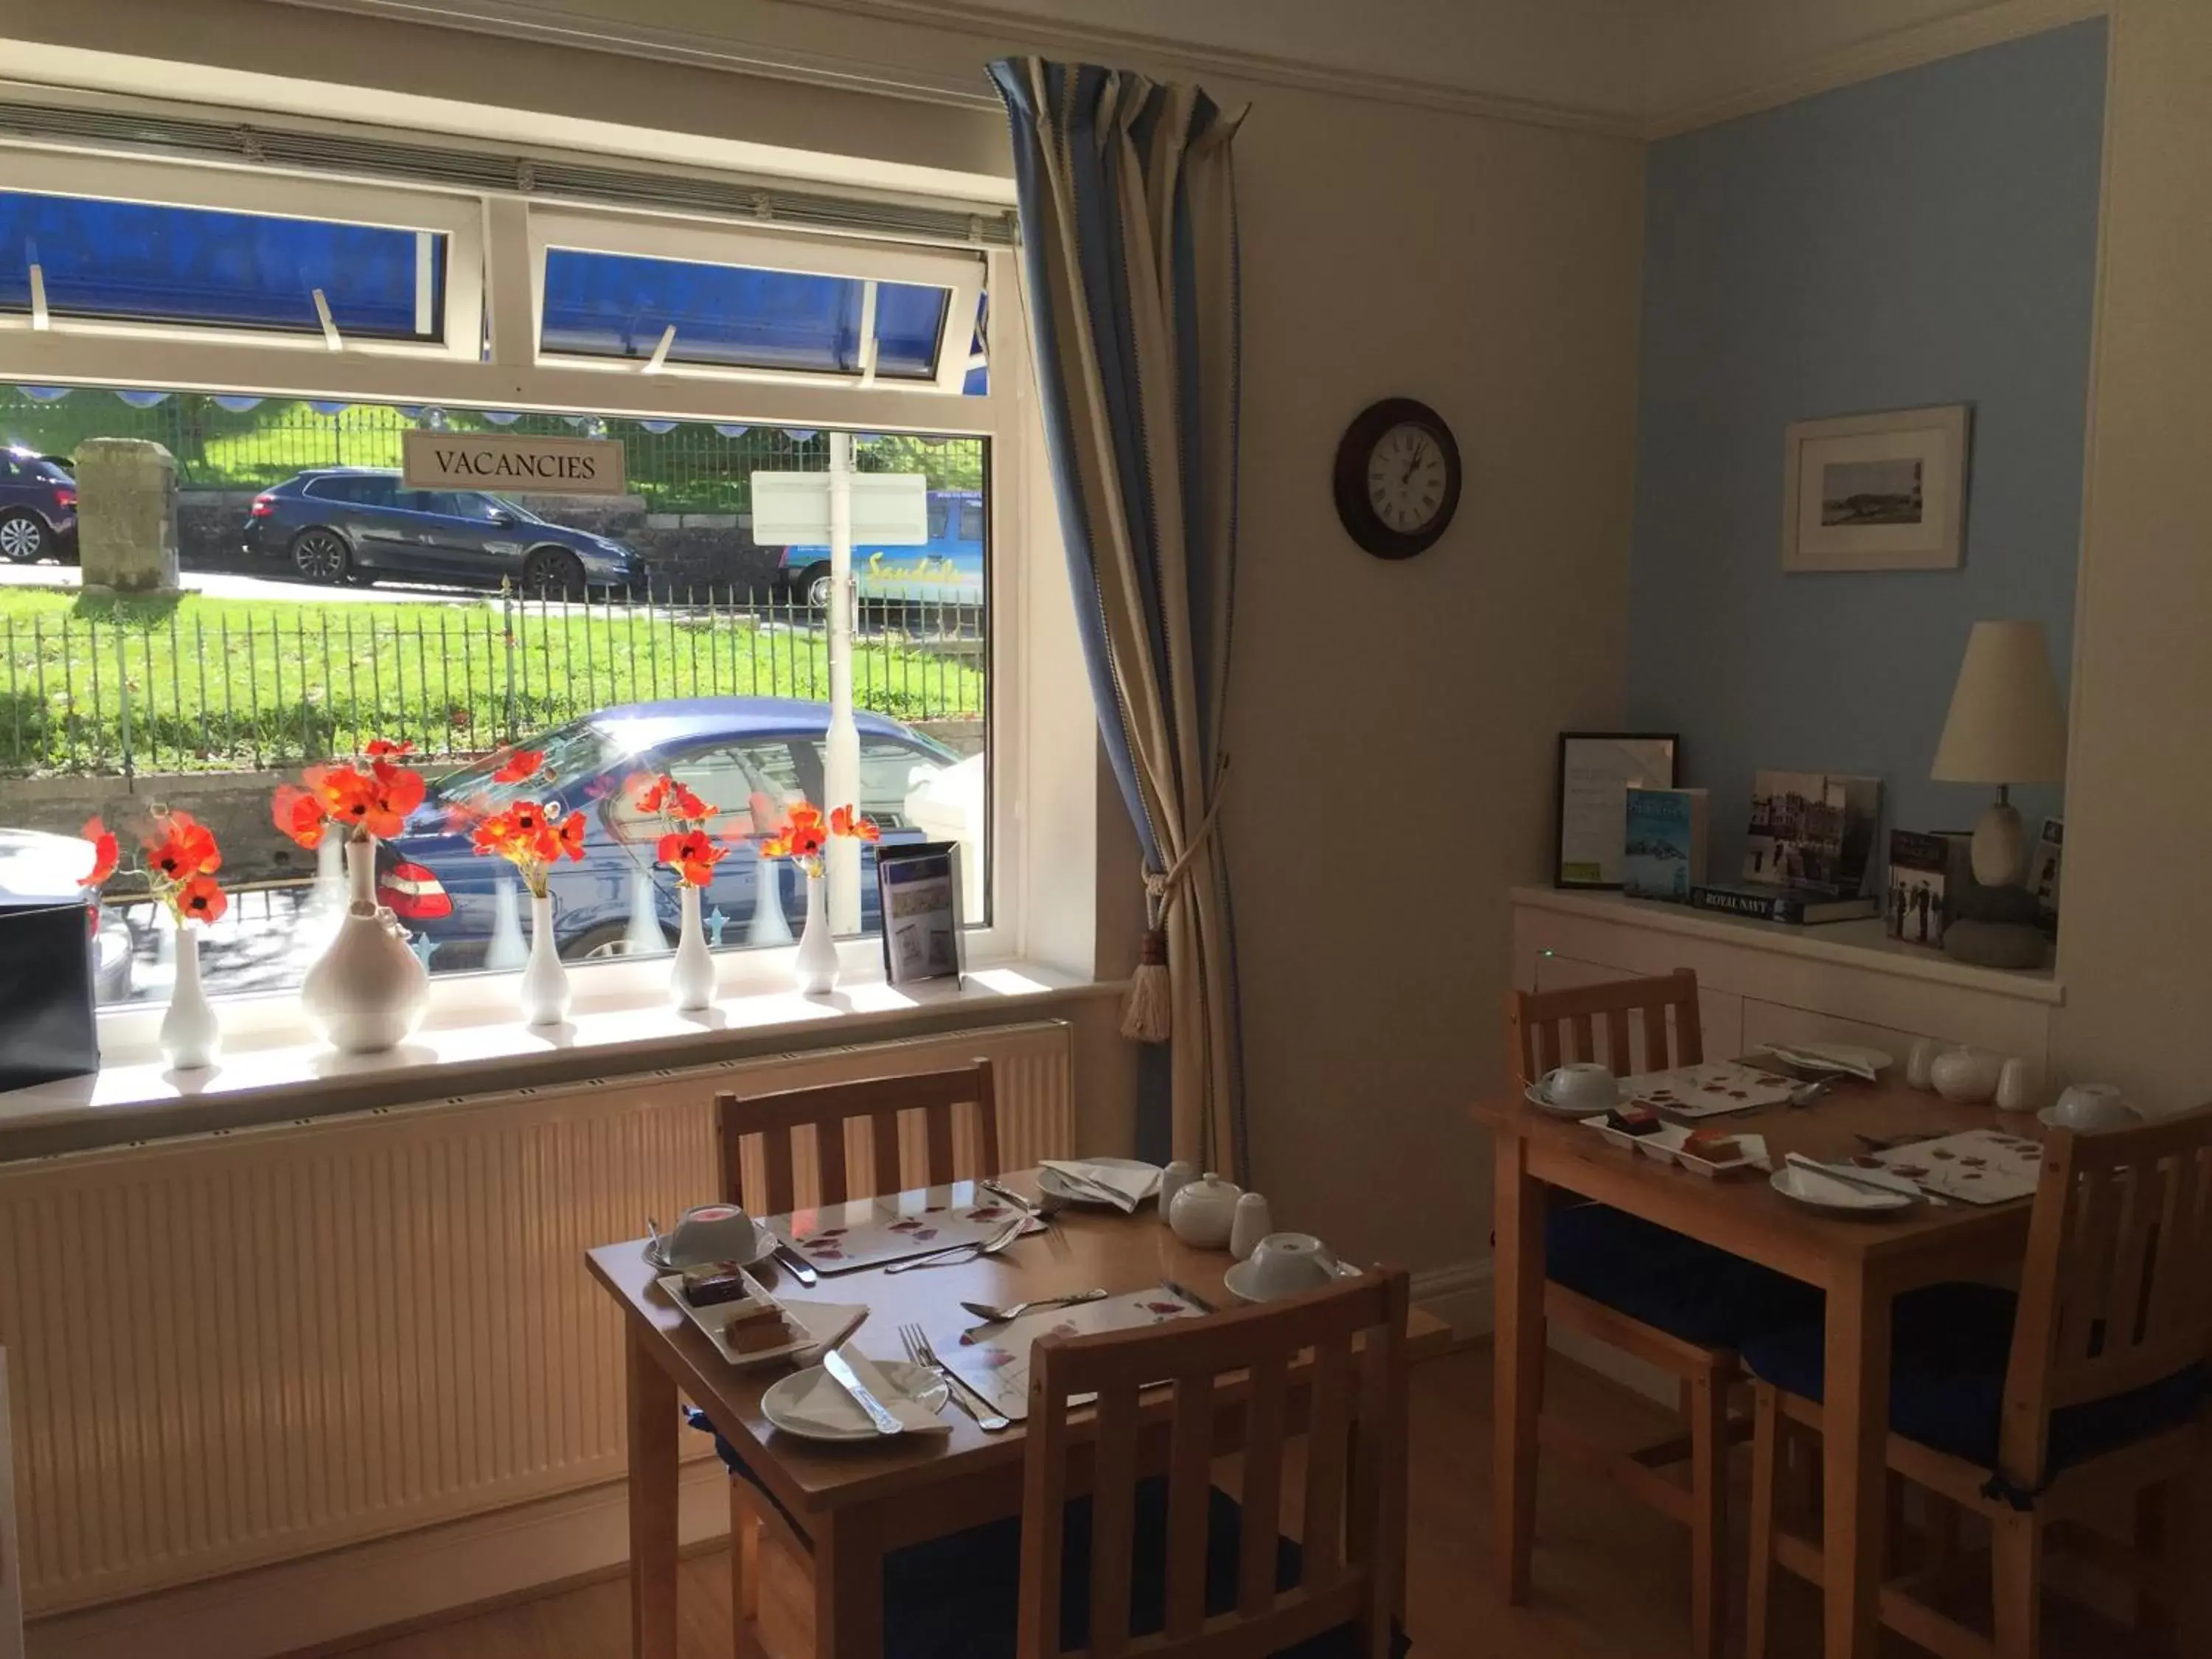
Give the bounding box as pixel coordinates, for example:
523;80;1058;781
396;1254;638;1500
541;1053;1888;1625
1931;620;2067;967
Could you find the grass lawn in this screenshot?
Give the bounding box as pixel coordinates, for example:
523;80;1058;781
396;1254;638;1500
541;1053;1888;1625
0;588;984;776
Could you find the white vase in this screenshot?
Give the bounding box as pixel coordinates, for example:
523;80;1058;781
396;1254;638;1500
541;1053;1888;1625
302;836;430;1054
159;925;220;1071
521;889;571;1026
669;884;717;1011
624;866;670;958
748;855;793;946
484;874;528;972
793;870;838;995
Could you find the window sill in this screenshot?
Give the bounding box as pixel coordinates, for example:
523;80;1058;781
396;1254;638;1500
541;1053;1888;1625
0;961;1121;1164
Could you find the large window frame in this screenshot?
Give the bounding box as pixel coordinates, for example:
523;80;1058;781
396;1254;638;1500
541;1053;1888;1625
0;143;1048;1049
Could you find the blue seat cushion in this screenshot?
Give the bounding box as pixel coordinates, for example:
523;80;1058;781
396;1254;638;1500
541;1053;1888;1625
1740;1281;2211;1475
1544;1201;1823;1350
883;1476;1409;1659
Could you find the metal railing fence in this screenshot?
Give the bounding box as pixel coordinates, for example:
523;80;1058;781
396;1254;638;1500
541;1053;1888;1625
0;588;984;778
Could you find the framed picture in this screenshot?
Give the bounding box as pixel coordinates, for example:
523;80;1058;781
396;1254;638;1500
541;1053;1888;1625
1554;733;1679;889
1781;404;1970;571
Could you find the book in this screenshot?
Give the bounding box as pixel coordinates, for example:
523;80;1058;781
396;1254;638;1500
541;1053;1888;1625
874;841;965;987
1885;828;1959;947
1622;787;1708;902
1691;884;1882;925
2028;818;2063;932
1742;770;1883;897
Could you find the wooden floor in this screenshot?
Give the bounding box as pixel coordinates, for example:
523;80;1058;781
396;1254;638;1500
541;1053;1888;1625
339;1346;2157;1659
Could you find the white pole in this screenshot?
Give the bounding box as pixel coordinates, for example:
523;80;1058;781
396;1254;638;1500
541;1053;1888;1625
826;431;860;934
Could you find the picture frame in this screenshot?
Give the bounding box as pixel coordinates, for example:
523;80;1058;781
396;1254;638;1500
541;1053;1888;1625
1781;404;1970;571
1554;732;1679;889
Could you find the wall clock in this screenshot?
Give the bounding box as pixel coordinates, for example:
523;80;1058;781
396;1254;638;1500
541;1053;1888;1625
1332;397;1462;559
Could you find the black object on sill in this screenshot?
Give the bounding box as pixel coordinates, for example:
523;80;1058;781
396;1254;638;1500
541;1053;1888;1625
0;897;101;1092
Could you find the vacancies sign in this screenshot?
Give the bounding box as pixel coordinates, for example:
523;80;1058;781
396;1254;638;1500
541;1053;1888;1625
402;430;627;497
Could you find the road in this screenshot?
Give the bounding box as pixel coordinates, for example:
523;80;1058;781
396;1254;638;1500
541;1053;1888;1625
0;560;484;605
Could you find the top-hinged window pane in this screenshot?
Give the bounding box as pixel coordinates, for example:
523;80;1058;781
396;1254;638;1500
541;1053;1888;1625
0;192;446;341
538;248;949;379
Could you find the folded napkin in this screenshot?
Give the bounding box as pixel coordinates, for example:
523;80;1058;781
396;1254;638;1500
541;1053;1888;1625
1759;1043;1882;1082
1040;1158;1159;1213
782;1349;950;1436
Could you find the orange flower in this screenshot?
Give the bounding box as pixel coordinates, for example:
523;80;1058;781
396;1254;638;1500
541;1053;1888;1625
671;782;711;823
492;749;544;785
145;810;221;883
470;811;518;855
364;738;414;759
830;805;881;844
177;874;228;926
508;801;548;839
632;774;669;815
555;811;588;862
79;816;119;887
657;828;726;888
272;785;328;849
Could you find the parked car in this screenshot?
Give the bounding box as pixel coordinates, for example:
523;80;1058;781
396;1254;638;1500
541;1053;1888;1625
776;487;984;610
376;698;965;967
241;468;645;596
0;827;133;1003
0;448;78;564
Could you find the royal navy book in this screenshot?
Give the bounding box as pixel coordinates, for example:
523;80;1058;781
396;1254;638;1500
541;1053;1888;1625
1690;884;1880;926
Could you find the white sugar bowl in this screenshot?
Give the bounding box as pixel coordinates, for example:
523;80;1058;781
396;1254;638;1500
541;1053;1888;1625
1167;1172;1242;1249
1930;1047;2005;1105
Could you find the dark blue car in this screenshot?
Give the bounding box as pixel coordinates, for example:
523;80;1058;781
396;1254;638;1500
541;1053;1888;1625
242;467;644;596
0;448;77;564
777;487;984;609
376;698;962;965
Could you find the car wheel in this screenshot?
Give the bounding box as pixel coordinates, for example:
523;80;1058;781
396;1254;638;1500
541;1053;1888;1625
291;528;351;585
563;921;640;962
0;511;49;563
524;547;587;602
801;565;834;611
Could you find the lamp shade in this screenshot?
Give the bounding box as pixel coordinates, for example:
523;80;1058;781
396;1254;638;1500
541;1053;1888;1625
1931;620;2068;785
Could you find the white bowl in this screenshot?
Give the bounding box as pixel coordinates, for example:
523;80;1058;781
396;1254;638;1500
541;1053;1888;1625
1534;1062;1619;1114
1227;1232;1340;1301
666;1202;765;1268
2040;1084;2139;1133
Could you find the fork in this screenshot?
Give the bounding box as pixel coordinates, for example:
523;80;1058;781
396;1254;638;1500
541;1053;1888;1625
884;1214;1027;1273
900;1322;1009;1433
960;1287;1108;1325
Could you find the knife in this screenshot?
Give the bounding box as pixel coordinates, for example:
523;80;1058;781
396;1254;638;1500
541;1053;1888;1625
1163;1278;1217;1315
1043;1163;1136;1210
1784;1152;1936;1203
821;1346;905;1436
773;1242;820;1287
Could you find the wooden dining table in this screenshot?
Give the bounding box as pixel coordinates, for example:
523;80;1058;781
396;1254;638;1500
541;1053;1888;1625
1474;1073;2051;1659
586;1169;1452;1659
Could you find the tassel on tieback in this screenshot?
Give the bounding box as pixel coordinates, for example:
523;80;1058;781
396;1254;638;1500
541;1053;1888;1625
1120;928;1171;1043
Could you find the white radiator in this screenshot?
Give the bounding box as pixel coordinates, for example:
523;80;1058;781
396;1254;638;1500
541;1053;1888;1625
0;1020;1074;1614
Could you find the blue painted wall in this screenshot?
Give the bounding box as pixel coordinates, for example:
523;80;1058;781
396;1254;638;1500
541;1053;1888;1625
1625;21;2106;874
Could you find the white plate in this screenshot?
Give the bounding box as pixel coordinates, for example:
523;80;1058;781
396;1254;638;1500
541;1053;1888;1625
1037;1156;1163;1205
1758;1041;1893;1077
1581;1116;1769;1177
644;1217;778;1273
1767;1164;1916;1214
1523;1083;1613;1119
760;1360;950;1442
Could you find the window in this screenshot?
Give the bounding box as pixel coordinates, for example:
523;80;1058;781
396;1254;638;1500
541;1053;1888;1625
306;474;397;505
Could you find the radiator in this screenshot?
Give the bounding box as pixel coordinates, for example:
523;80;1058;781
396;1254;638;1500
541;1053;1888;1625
0;1020;1074;1614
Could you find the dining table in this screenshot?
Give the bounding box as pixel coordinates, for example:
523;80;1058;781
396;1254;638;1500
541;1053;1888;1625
1473;1070;2051;1659
585;1167;1453;1659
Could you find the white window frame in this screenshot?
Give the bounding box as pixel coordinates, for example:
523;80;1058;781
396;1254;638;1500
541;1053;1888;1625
0;145;1057;1051
0;150;484;363
525;205;987;396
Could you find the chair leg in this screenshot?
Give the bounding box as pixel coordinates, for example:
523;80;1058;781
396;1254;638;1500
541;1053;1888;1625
730;1479;765;1659
1992;1507;2042;1659
1688;1369;1728;1659
2135;1481;2174;1646
1746;1382;1780;1659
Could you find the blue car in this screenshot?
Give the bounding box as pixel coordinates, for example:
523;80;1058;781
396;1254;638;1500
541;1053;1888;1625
776;487;983;610
0;448;77;564
375;698;962;965
242;467;646;597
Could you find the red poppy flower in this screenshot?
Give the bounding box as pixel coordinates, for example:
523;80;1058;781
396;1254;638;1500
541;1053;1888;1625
364;738;414;759
145;810;221;883
669;782;712;823
658;828;725;887
271;785;328;849
555;811;588;862
178;874;228;926
509;801;548;838
492;749;544;785
633;774;669;815
471;811;518;855
830;805;881;844
80;816;119;887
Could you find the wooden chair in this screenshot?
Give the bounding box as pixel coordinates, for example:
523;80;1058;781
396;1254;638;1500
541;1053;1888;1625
712;1060;1002;1659
1507;969;1816;1659
1745;1111;2212;1659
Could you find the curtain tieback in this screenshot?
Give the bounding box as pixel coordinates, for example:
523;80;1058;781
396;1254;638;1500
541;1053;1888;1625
1121;762;1228;1044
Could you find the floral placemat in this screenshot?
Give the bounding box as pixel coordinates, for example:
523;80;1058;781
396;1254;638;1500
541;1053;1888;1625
1871;1127;2042;1205
767;1183;1038;1274
938;1285;1210;1421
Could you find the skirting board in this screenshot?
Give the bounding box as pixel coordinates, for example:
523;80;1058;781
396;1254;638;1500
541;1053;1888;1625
1410;1256;1678;1408
30;1266;1523;1659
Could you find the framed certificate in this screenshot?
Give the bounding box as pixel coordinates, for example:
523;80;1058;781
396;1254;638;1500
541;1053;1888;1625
874;841;965;987
1554;732;1679;888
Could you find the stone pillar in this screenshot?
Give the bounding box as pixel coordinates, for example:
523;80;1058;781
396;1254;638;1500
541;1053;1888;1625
76;438;181;594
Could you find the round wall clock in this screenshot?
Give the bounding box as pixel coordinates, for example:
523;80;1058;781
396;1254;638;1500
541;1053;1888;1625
1332;397;1462;559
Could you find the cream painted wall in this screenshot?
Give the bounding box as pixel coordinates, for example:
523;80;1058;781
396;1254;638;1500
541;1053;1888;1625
2049;0;2212;1113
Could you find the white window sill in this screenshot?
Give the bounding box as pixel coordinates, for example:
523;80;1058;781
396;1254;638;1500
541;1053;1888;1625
0;960;1120;1161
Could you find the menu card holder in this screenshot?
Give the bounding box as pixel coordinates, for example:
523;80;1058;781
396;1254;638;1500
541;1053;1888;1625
0;898;100;1091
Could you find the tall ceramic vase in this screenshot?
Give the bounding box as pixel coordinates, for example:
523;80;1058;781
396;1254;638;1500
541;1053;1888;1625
793;868;839;995
521;890;571;1026
302;835;430;1054
160;924;220;1071
669;883;717;1011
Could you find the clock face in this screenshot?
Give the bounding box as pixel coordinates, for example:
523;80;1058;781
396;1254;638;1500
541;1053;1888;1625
1365;421;1449;535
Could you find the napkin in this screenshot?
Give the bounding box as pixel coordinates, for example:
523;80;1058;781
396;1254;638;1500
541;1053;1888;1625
1040;1159;1159;1213
784;1349;950;1436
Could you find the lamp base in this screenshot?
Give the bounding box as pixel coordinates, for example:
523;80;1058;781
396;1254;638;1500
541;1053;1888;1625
1944;917;2048;970
1970;796;2030;886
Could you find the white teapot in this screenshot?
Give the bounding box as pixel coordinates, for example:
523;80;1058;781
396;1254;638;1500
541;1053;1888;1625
1167;1172;1243;1249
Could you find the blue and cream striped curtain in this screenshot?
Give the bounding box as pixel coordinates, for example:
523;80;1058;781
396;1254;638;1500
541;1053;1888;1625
989;58;1246;1175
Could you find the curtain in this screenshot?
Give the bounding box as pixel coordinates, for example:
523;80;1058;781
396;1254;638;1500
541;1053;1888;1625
989;58;1248;1177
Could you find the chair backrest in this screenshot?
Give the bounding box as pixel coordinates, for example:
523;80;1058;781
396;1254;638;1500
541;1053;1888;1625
1506;968;1703;1085
2000;1109;2212;1486
713;1060;1000;1214
1015;1270;1409;1659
